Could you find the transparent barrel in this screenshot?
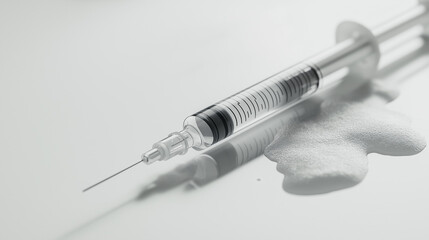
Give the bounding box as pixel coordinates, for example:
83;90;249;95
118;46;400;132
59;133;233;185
185;63;321;149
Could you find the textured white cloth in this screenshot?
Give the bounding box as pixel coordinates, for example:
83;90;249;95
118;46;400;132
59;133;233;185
265;80;426;194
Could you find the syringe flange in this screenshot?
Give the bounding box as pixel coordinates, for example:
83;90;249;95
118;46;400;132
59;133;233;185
336;21;381;80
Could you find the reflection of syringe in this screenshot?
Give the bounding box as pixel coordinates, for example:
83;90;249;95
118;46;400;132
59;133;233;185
83;2;429;192
190;101;317;187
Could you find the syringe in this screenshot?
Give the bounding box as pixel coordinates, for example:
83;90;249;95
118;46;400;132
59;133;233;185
83;1;429;192
142;1;429;164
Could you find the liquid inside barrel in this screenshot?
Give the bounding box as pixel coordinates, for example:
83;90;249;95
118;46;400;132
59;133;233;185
191;63;321;145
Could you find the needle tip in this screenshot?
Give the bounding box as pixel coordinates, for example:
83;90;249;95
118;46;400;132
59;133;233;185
82;148;163;192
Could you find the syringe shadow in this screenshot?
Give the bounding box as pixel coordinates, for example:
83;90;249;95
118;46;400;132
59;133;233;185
57;36;429;239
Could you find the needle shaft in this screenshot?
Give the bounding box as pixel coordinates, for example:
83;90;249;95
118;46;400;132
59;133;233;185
82;160;143;192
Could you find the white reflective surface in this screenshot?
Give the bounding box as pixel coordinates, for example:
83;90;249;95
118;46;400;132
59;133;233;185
0;0;428;240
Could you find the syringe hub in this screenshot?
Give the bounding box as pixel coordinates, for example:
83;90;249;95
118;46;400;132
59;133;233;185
142;128;196;164
141;148;162;164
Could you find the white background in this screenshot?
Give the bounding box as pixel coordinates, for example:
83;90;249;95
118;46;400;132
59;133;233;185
1;0;428;239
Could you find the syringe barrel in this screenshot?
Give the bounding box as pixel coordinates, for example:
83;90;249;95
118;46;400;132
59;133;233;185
184;63;321;149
